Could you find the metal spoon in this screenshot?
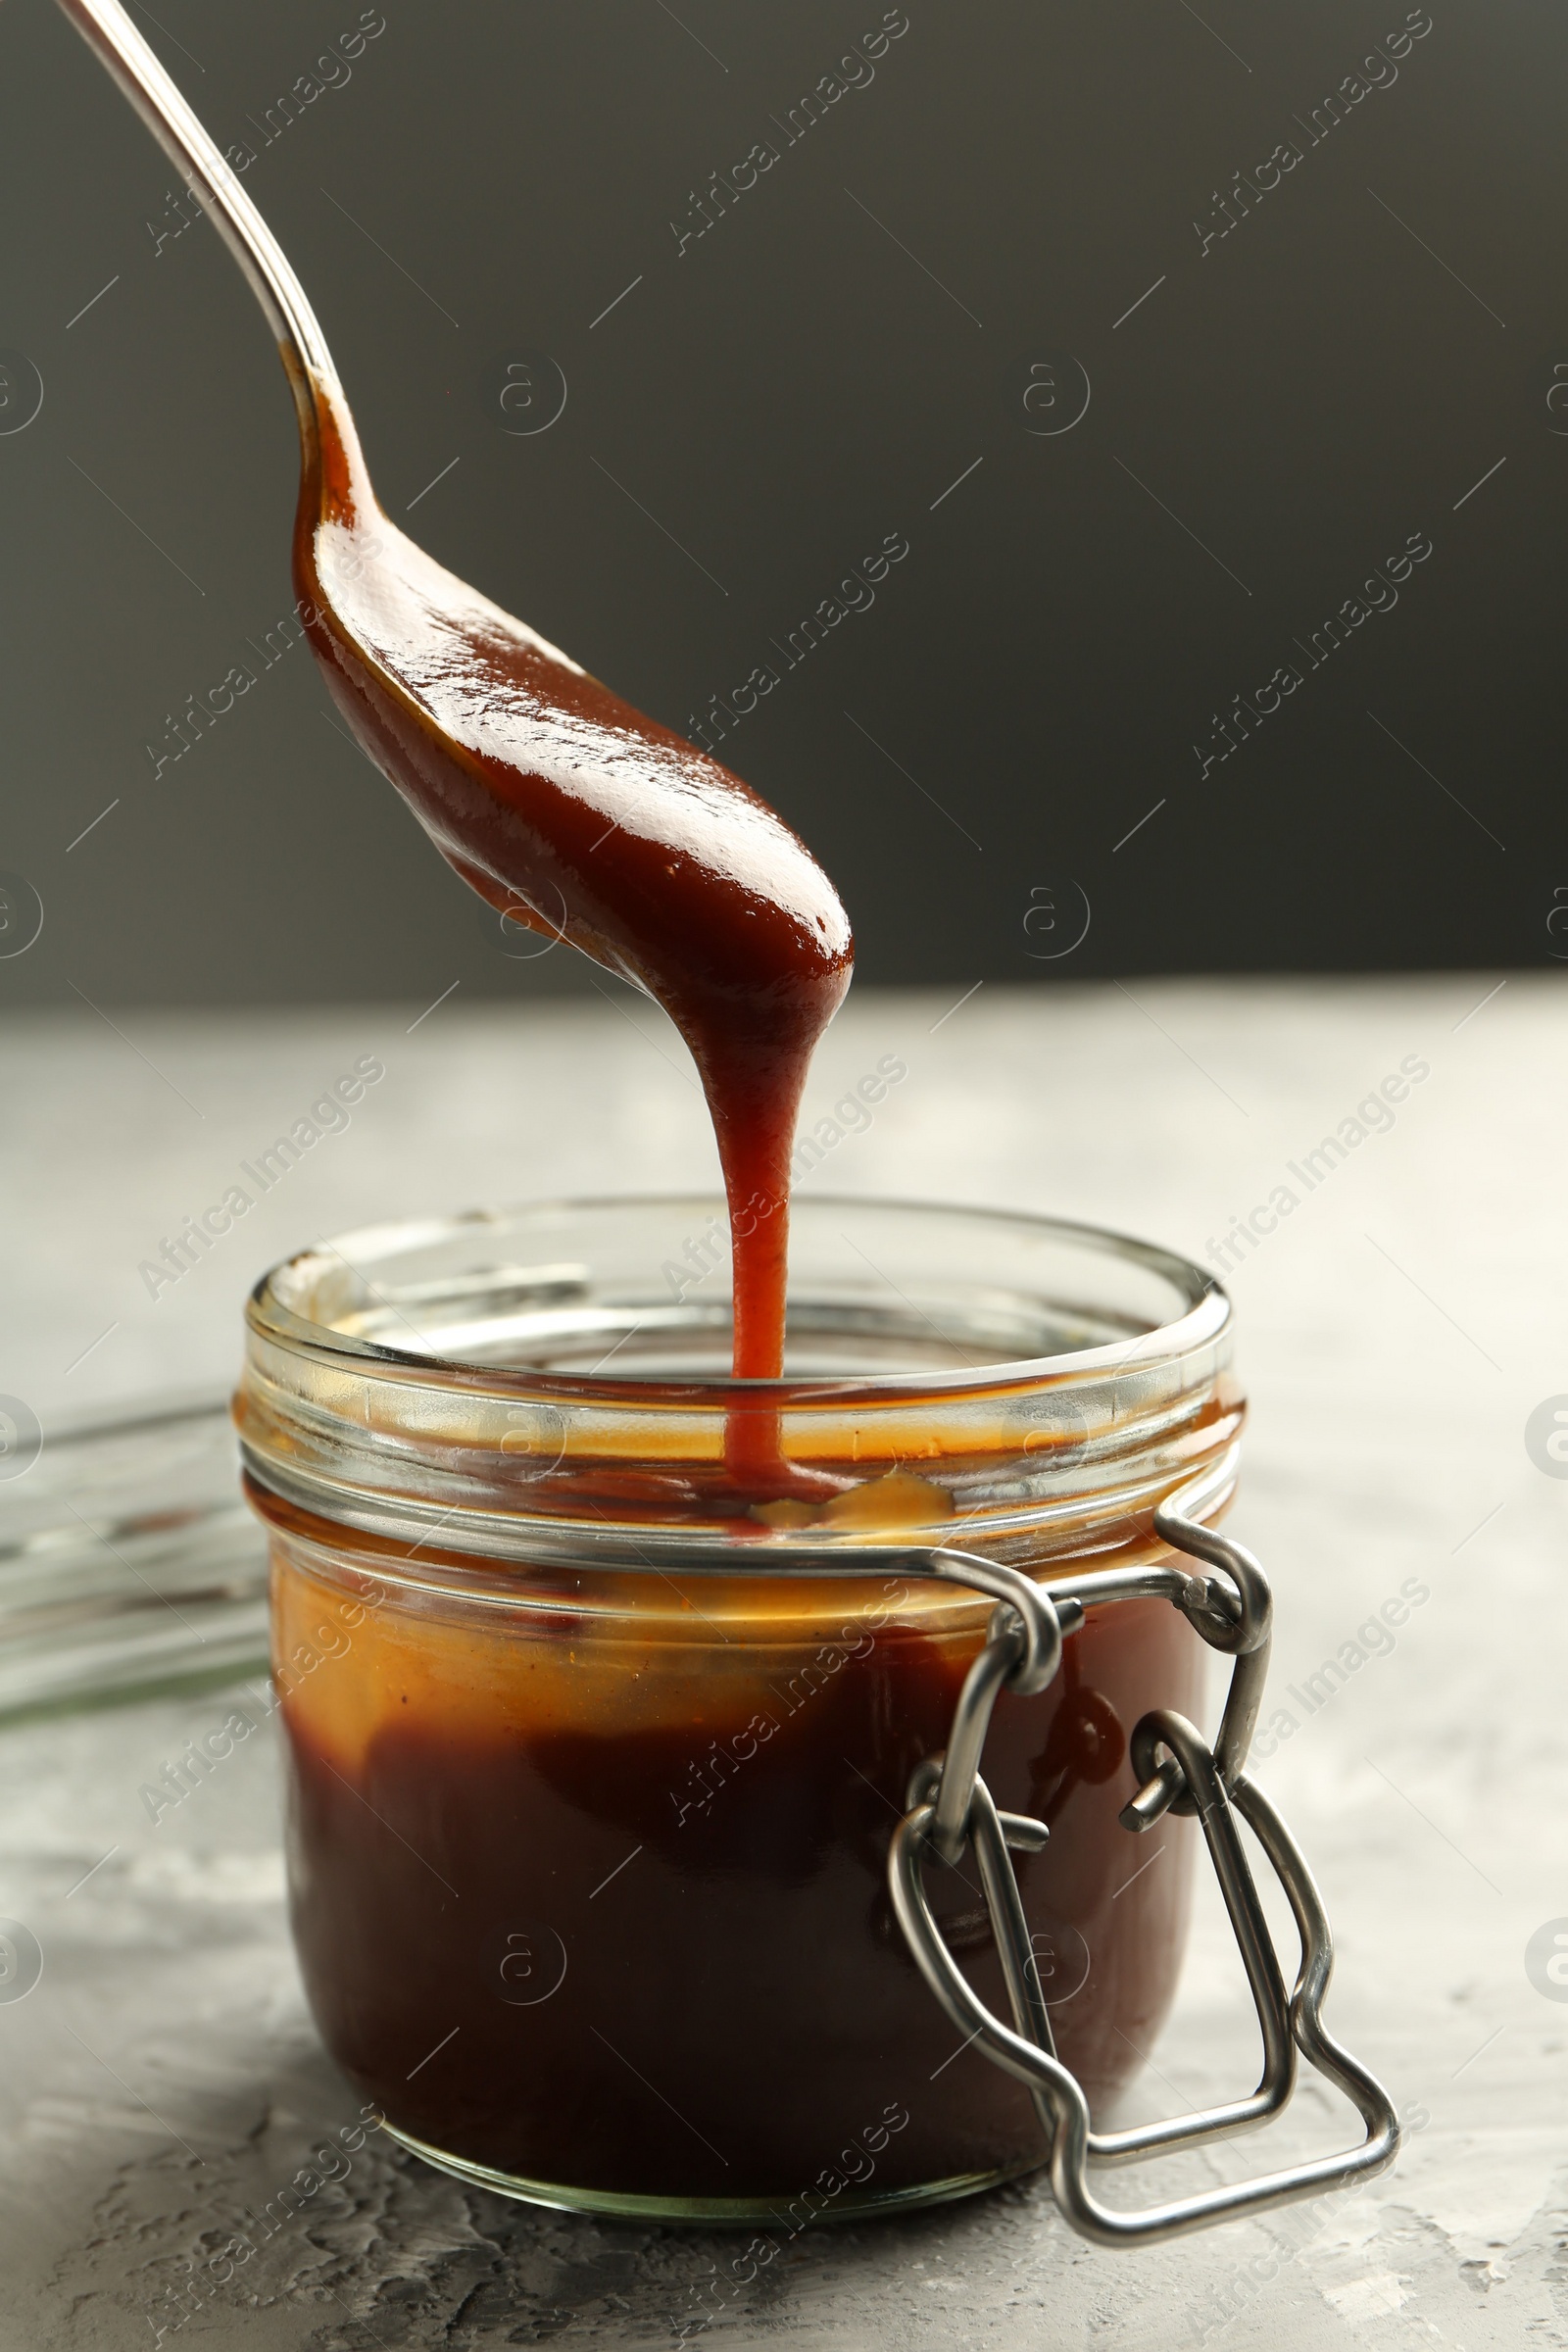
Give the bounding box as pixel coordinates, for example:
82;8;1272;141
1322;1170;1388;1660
50;0;853;1386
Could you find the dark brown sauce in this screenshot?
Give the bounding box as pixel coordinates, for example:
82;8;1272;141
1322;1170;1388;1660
264;300;1200;2222
293;392;852;1411
278;1566;1200;2202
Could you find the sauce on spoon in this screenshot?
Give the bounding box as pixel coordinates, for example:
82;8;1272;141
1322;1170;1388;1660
57;0;854;1440
298;395;853;1403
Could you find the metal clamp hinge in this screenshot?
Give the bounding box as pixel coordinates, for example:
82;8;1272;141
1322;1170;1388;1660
883;1448;1399;2246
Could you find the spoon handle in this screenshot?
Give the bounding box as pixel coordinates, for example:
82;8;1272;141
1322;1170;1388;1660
52;0;339;417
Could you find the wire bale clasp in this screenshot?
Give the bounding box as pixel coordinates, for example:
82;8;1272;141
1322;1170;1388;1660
885;1448;1399;2245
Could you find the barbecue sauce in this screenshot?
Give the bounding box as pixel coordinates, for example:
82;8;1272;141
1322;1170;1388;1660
270;1541;1200;2204
291;387;852;1415
261;367;1207;2216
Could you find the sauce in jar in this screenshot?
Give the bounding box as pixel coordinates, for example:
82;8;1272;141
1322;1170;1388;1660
242;1198;1239;2218
272;1549;1200;2205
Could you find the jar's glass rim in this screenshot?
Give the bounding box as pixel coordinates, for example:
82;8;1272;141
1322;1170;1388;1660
246;1193;1229;1402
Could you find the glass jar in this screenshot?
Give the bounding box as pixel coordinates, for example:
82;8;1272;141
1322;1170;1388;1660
0;1392;268;1722
237;1197;1241;2224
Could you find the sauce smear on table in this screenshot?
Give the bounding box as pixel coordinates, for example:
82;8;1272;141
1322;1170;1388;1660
294;393;853;1421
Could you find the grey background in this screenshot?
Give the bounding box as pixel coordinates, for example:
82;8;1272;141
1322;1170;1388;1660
0;0;1560;1007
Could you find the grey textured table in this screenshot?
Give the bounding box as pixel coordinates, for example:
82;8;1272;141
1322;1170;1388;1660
1;975;1563;2349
